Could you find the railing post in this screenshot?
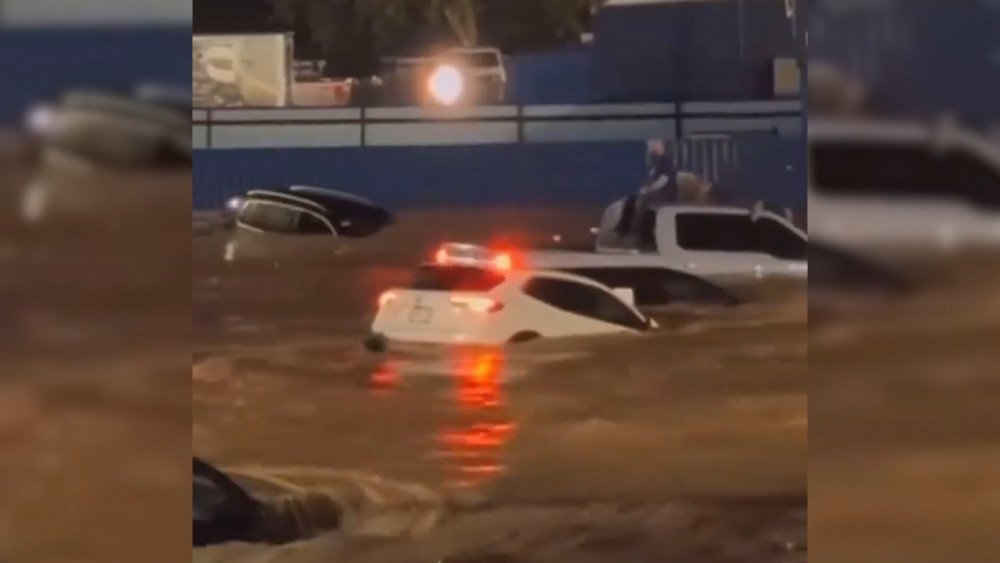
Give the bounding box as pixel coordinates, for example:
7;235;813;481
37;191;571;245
516;105;525;144
206;108;213;149
360;105;366;147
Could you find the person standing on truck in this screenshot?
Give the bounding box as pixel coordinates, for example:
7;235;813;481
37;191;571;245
642;139;678;204
617;139;678;243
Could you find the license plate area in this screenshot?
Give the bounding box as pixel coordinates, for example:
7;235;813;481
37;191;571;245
408;305;433;324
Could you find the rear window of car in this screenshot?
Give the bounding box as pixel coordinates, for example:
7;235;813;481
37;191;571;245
409;265;505;292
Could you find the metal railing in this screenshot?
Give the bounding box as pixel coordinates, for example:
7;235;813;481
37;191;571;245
193;99;803;150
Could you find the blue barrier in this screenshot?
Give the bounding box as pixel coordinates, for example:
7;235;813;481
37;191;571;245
592;0;801;102
193;135;804;211
0;26;190;124
505;47;594;105
811;0;1000;127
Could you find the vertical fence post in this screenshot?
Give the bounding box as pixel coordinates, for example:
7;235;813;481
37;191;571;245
206;108;213;149
360;105;366;147
516;105;525;144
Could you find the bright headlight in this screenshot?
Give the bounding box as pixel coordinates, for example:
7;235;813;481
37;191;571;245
427;64;464;106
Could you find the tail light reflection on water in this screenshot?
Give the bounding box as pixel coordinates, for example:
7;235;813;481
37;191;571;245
439;351;517;488
368;362;402;396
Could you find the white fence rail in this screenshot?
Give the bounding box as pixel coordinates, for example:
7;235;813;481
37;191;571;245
193;100;803;149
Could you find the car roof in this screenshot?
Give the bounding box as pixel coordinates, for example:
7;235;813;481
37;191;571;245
286;185;377;206
245;186;383;216
416;262;622;292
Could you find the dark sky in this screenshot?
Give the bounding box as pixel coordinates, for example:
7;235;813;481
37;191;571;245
193;0;595;65
194;0;282;34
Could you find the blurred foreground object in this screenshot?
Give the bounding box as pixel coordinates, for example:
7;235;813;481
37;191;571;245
25;86;192;168
808;11;1000;561
809;116;1000;263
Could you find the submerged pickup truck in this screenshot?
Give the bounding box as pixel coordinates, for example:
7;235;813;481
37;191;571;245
527;200;808;281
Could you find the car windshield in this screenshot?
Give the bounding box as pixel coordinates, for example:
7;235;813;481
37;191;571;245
409;265;505;291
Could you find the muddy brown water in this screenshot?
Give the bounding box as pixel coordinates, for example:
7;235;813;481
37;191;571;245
193;209;808;562
1;164;191;563
809;252;1000;563
1;159;807;562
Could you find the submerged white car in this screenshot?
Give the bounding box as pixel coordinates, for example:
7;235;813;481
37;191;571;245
371;244;656;345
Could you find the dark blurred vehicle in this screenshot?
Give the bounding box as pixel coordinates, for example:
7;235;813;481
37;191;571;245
194;457;264;547
223;185;394;262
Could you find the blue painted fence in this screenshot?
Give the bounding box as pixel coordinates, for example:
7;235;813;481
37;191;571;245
810;0;1000;127
0;26;190;124
193;133;804;211
505;47;595;105
592;0;802;102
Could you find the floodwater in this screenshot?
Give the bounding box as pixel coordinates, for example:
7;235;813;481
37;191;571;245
193;209;808;563
0;162;191;563
809;251;1000;563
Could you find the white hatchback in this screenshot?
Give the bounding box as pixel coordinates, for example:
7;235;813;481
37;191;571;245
371;260;656;346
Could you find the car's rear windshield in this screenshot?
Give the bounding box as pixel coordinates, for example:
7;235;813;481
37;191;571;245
409;265;505;291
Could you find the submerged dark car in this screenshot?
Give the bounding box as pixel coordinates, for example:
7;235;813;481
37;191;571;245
193;457;342;547
223;185;395;262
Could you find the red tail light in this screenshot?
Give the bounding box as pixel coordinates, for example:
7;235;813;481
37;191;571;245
492;252;512;271
435;247;449;264
450;295;504;313
378;290;398;308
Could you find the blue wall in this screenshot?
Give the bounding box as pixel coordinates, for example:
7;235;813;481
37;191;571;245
193;134;804;211
0;26;190;124
592;0;801;102
810;0;1000;127
505;47;594;104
